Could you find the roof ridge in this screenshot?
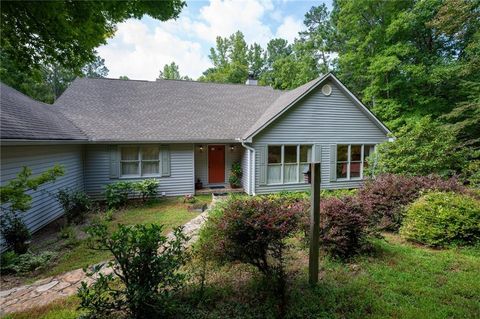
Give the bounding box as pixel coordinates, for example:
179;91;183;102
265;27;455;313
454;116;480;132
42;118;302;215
79;76;281;90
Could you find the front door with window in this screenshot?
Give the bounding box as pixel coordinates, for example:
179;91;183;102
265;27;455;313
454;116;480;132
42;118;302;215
208;145;225;184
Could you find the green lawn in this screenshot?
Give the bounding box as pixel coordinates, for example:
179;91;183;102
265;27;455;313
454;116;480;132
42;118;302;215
8;233;480;319
23;195;210;281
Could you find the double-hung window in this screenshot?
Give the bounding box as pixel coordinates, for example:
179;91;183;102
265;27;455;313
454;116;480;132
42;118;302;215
267;145;312;184
336;144;375;180
120;146;160;177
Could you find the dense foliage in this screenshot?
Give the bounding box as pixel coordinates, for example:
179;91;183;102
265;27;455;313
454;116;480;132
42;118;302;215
371;118;470;177
56;189;93;224
104;179;159;209
318;196;372;260
228;162;243;188
157;61;190;80
0;251;56;274
358;174;466;231
400;192;480;246
79;223;188;319
0;165;64;253
199;196;306;295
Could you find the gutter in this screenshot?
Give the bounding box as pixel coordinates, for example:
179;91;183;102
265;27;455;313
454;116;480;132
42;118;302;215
237;138;256;195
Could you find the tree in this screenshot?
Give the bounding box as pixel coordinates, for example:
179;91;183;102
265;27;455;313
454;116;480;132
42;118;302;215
371;118;469;177
0;165;65;253
299;4;336;74
0;1;185;75
82;56;109;79
331;0;480;130
157;62;190;80
119;75;130;80
200;31;251;84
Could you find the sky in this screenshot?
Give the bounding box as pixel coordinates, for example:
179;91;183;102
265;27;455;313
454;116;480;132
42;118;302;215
97;0;332;81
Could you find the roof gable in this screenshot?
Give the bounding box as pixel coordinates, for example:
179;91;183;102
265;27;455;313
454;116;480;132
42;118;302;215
242;73;390;141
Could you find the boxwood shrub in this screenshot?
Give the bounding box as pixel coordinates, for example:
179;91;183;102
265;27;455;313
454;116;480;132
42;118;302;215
400;191;480;247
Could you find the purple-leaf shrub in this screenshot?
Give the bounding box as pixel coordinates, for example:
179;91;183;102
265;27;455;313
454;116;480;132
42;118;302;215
206;196;307;295
319;196;371;260
358;174;467;231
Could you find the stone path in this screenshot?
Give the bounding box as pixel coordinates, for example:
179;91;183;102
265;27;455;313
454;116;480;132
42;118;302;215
0;198;218;315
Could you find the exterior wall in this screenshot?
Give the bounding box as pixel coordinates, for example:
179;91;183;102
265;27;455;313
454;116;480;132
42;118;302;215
194;144;243;187
252;80;388;194
241;148;251;194
84;143;194;199
0;144;84;235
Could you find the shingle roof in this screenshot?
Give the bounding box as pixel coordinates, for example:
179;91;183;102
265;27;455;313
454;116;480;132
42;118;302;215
55;78;284;142
0;83;87;140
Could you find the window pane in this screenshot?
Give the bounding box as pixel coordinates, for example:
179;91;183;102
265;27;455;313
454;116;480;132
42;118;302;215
350;162;361;178
336;163;348;179
351;145;361;161
284;164;298;183
142;161;159;175
300;145;312;162
142;146;159;160
268;146;282;164
121;162;139;175
267;165;281;183
284;146;297;163
121;147;138;160
337;145;348;162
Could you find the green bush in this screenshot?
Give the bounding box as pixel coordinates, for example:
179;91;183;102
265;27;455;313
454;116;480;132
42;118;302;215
0;251;56;274
133;179;159;202
228;161;242;188
370;118;469;177
104;181;133;209
79;223;188;318
400;192;480;247
57;189;93;224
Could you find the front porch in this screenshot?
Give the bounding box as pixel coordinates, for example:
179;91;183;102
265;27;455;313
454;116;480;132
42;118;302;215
195;186;244;195
194;143;245;194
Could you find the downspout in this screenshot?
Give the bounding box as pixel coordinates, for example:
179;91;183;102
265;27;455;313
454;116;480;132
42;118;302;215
238;138;256;195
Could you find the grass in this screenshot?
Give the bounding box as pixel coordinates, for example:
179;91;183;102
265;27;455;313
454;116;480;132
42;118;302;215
6;195;211;284
8;233;480;319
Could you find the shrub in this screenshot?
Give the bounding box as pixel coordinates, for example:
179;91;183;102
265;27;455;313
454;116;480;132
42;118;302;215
78;223;188;319
358;174;467;231
0;212;31;254
57;189;92;224
200;196;306;296
370;118;469;177
228;162;242;188
319;196;372;260
400;192;480;247
0;251;56;274
104;181;133;209
0;165;64;253
133;179;159;202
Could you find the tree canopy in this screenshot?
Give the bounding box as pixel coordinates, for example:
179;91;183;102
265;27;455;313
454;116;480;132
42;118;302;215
157;62;190;80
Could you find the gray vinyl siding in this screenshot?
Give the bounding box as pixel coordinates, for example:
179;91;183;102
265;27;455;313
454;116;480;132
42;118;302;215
194;144;243;187
241;148;251;194
84;144;194;199
253;81;387;194
0;145;84;240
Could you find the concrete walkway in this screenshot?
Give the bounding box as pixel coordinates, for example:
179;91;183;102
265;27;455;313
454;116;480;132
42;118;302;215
0;199;217;315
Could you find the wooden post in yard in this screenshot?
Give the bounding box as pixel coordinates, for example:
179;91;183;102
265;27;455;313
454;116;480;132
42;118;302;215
309;162;321;286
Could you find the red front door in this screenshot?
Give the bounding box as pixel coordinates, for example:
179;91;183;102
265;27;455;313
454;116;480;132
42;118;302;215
208;145;225;184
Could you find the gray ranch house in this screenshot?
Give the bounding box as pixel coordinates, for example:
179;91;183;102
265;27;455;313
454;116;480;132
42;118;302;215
1;73;390;236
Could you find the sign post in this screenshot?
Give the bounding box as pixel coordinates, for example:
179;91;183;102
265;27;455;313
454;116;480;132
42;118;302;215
309;162;321;286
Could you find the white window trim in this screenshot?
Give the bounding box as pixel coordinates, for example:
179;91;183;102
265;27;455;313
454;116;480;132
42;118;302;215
267;144;312;185
336;144;375;181
119;145;161;178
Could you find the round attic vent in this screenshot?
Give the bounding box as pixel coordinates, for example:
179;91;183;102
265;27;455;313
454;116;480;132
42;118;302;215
321;84;332;96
